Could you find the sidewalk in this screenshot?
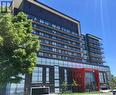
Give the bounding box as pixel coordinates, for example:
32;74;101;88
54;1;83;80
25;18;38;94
48;92;113;95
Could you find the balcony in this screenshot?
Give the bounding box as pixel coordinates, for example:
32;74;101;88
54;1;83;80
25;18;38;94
32;23;81;44
32;20;80;39
88;43;103;50
33;27;81;45
90;59;105;64
39;49;82;59
40;43;82;54
89;53;104;59
88;39;102;46
38;50;83;63
89;48;104;54
39;36;82;50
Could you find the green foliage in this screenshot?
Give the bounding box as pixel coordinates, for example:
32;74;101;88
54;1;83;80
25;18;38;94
0;36;3;46
71;79;80;92
108;75;116;90
72;79;78;87
61;81;68;93
0;12;40;85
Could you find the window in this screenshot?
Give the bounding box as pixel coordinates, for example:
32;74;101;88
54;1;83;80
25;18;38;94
33;24;37;28
44;40;50;44
58;49;61;53
53;55;57;58
39;32;44;36
45;21;49;25
64;69;67;83
38;52;43;56
85;72;96;89
9;75;25;95
52;24;56;28
52;36;57;39
46;68;50;83
52;48;56;52
55;80;59;87
40;19;44;24
64;45;68;48
52;30;57;34
99;72;104;83
32;31;39;35
52;42;56;45
56;26;60;30
32;67;43;83
103;73;107;83
54;66;59;79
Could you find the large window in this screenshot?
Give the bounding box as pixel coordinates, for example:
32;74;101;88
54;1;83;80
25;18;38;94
46;68;50;83
54;67;59;79
99;72;107;83
64;69;67;83
103;73;107;83
7;75;25;95
32;67;43;83
85;72;96;91
38;58;110;73
54;66;60;93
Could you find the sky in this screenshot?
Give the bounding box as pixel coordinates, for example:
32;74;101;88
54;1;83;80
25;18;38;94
0;0;116;76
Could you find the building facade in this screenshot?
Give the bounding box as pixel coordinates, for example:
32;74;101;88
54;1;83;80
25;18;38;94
0;0;111;95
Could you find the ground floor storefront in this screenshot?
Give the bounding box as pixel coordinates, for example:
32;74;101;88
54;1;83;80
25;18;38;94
4;58;110;95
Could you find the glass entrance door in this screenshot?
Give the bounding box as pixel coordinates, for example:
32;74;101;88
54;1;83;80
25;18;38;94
85;72;97;91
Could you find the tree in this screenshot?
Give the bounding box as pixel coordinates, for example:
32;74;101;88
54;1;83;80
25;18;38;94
72;79;78;87
61;81;68;93
72;79;79;92
0;12;40;85
108;75;116;90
